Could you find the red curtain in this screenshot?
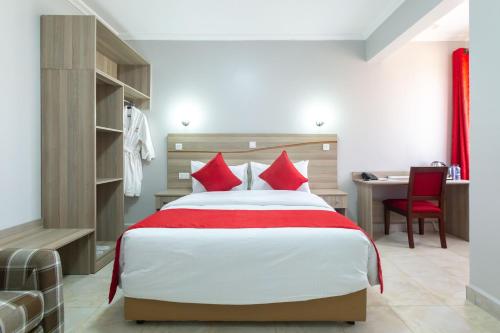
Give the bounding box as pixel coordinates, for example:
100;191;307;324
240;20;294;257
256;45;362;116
451;48;470;180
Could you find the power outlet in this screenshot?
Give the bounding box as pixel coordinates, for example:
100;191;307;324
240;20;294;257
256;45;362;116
178;172;190;180
175;143;183;150
323;144;330;151
249;141;257;149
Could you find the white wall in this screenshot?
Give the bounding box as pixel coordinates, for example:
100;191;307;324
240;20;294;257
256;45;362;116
468;0;500;317
126;40;465;225
0;0;78;230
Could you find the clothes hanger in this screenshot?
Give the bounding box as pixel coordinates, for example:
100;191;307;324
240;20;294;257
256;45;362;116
124;100;134;118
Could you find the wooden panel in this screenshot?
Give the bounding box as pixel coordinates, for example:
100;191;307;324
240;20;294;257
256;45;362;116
41;15;95;70
96;84;123;130
0;220;42;240
96;20;148;65
118;64;151;96
59;233;94;275
0;228;93;250
445;183;469;241
96;51;118;77
41;69;96;229
125;289;366;322
96;181;124;242
356;182;374;237
167;134;338;190
96;132;123;179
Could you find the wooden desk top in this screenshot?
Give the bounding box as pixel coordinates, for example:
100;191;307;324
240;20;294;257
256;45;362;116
155;188;348;196
352;171;469;186
352;178;469;186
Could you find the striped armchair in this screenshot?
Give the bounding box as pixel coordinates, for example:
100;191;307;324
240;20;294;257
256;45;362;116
0;249;64;333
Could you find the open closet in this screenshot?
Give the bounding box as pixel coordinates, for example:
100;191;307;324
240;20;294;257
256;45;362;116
41;15;151;272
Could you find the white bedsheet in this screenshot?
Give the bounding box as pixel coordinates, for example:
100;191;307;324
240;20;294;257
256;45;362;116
120;190;379;305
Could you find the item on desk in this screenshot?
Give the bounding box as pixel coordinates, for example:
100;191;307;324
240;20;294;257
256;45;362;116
431;161;447;167
387;175;409;180
361;172;378;181
449;164;461;180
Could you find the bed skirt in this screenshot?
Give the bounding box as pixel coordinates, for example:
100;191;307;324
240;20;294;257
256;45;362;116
124;289;366;322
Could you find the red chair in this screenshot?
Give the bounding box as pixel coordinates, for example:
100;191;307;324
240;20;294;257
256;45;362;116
383;167;448;249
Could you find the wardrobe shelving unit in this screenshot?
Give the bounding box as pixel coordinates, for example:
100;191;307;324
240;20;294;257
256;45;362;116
41;15;151;273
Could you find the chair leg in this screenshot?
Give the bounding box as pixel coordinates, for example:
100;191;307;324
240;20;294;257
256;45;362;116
406;215;415;248
438;215;447;249
384;207;390;235
418;218;425;235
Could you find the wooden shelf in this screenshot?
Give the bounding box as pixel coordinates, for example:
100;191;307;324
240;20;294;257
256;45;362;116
0;227;94;250
96;69;122;87
124;83;150;101
96;125;123;133
96;69;150;103
96;177;123;185
96;20;148;66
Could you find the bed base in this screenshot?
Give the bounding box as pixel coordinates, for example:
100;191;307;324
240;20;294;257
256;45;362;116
124;289;366;322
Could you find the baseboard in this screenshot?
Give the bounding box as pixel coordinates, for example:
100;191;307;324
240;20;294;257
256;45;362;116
466;284;500;320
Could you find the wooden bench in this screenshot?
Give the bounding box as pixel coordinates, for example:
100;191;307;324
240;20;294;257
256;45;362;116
0;221;94;274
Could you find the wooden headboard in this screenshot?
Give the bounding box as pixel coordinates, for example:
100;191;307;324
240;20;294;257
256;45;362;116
167;134;338;190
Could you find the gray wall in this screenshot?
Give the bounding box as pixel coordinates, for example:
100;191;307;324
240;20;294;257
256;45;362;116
468;0;500;313
126;40;465;225
0;0;78;230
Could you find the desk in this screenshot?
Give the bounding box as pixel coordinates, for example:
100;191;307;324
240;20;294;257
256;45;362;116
352;172;469;240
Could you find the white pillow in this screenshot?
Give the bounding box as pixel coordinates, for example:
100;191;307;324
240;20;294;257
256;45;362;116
250;160;310;192
191;161;248;193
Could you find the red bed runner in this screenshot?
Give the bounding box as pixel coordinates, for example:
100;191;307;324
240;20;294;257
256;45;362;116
109;209;383;303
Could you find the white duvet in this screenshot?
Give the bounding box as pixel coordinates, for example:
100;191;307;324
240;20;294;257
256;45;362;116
120;190;380;305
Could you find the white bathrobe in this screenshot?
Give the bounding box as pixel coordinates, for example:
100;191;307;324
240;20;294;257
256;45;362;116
124;106;155;197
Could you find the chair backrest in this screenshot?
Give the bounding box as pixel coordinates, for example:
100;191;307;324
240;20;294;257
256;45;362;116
408;167;448;205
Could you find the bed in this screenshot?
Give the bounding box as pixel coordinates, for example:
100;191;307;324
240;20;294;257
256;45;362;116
111;134;382;322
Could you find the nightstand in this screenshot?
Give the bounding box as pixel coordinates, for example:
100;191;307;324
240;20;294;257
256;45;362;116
311;189;348;215
155;189;191;210
155;188;348;214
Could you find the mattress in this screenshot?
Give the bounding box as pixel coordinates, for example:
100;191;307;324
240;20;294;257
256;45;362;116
120;190;379;305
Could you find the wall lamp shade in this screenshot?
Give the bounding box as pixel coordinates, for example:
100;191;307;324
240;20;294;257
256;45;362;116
315;120;325;127
181;120;190;127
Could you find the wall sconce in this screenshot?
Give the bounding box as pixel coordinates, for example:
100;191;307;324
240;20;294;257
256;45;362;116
315;120;325;127
181;120;190;127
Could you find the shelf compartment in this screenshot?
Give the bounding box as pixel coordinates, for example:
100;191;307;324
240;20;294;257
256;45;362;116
96;80;124;129
96;241;116;260
96;126;123;134
124;82;150;102
96;68;150;108
95;241;116;271
96;181;123;242
96;131;123;179
96;177;123;185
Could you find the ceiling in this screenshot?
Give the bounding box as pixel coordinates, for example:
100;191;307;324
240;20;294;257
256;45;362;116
414;1;469;41
79;0;405;40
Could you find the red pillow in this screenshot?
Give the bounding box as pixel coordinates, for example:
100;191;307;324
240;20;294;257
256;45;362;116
259;151;308;190
191;153;242;191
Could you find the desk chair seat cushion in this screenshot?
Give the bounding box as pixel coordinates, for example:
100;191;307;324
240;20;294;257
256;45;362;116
383;199;441;213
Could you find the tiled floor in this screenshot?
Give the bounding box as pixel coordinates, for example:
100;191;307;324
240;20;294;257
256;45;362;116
64;231;500;332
